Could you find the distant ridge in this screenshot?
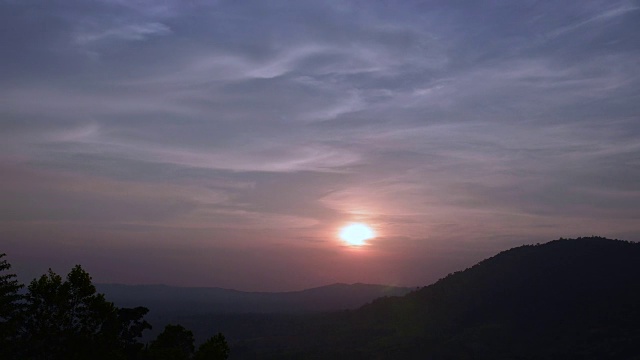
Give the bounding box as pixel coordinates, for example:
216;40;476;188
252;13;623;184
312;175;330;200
96;282;413;315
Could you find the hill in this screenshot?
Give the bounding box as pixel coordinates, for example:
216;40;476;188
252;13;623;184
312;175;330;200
96;282;413;315
233;237;640;359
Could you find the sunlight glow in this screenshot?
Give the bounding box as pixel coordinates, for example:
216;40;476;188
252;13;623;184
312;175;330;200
339;223;375;246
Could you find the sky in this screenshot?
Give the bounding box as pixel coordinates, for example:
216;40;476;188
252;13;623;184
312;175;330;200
1;0;639;291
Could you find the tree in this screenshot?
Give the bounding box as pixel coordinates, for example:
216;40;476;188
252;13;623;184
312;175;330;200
117;306;153;358
0;253;23;359
149;324;195;360
19;265;150;359
2;257;227;360
20;266;118;359
194;333;230;360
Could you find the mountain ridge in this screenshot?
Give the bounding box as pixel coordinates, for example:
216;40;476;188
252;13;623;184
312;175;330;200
96;282;413;315
97;282;413;294
231;237;640;359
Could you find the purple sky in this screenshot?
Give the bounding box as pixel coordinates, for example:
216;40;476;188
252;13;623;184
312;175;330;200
2;0;639;291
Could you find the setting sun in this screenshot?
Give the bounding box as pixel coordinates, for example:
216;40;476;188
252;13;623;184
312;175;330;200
339;223;375;246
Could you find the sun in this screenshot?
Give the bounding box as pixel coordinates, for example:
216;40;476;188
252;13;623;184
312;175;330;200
339;223;375;246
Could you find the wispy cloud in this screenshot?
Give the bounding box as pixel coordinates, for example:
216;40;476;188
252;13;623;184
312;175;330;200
75;22;172;44
1;0;639;289
547;1;639;38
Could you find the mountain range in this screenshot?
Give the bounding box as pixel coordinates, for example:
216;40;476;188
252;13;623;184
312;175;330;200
98;237;640;359
230;237;640;359
96;282;414;315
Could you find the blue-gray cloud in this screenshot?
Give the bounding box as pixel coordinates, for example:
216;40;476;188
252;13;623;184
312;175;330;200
1;0;639;289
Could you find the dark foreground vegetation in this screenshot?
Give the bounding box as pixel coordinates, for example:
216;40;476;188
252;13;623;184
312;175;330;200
0;254;228;360
2;237;640;359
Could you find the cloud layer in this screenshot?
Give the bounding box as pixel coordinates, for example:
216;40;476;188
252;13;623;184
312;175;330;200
2;0;639;290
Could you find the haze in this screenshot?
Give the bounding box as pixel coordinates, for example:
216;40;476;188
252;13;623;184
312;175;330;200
1;0;639;291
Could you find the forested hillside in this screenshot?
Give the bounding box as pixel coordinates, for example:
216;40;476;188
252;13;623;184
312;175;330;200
232;237;640;359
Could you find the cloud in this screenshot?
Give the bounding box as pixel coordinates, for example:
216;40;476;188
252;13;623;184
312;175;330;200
75;22;172;44
1;0;639;288
547;1;639;38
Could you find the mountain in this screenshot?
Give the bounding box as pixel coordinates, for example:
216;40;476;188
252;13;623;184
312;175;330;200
232;237;640;359
96;282;413;315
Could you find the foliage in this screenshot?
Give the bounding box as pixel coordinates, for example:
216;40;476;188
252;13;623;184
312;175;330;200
19;265;122;359
194;333;230;360
118;306;153;358
148;324;195;360
0;255;234;360
0;253;24;358
8;264;151;359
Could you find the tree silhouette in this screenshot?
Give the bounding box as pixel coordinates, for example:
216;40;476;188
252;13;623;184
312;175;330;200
117;306;153;358
194;333;230;360
1;256;231;359
18;265;150;359
149;324;195;360
20;266;117;358
0;253;23;359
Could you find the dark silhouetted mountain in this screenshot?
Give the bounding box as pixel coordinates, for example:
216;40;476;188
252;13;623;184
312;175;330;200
96;282;413;315
230;237;640;359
